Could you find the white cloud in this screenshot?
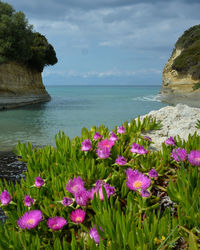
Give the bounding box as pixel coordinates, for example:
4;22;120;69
43;68;161;78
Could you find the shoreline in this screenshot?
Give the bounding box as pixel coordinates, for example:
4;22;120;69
0;103;199;180
158;91;200;108
0;94;51;111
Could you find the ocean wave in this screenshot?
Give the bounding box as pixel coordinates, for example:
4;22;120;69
132;94;161;102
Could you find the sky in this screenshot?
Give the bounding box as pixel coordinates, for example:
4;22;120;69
3;0;200;86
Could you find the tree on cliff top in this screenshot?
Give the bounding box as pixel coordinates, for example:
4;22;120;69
0;1;57;72
172;25;200;80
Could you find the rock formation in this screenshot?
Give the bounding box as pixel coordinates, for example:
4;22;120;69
160;25;200;107
140;104;200;151
0;62;50;110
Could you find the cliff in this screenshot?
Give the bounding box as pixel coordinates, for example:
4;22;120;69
160;25;200;107
0;62;51;110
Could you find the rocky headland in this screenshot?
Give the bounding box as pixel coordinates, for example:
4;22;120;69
159;25;200;107
0;62;51;110
0;2;57;110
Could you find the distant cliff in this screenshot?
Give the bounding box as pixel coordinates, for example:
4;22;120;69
0;62;50;110
160;25;200;107
0;1;57;110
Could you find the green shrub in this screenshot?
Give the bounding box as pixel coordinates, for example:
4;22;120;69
0;1;57;72
171;25;200;80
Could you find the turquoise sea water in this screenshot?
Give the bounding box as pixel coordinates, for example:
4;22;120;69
0;85;166;151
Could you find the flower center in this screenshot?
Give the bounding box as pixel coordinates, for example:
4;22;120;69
133;181;142;189
72;186;78;192
75;216;82;222
27;219;35;225
52;224;58;228
195;157;200;162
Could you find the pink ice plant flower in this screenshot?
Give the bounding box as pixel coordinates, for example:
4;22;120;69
17;210;42;229
89;225;103;244
143;136;152;142
24;195;34;207
117;126;126;134
188;150;200;166
81;139;92;151
130;143;148;155
62;197;73;206
96;147;111;159
65;176;85;195
115;156;127;166
75;189;89;206
171;148;187;162
35;176;44;188
98;139;114;149
70;209;86;224
164;136;175;146
109;132;118;142
88;180;115;201
126;168;140;182
47;217;67;231
93;132;103;140
0;190;11;206
126;168;151;191
148;169;158;178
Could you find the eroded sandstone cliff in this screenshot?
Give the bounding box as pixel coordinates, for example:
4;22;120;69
0;62;51;110
160;25;200;107
161;48;199;94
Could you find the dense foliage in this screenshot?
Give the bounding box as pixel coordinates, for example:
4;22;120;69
172;25;200;80
0;116;200;249
0;1;57;72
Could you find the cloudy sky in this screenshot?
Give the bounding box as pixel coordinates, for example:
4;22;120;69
4;0;200;85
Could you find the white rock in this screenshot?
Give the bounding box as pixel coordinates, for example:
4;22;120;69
139;104;200;150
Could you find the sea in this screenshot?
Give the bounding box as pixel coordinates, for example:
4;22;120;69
0;85;166;151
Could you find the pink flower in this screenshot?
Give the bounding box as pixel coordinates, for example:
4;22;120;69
47;217;67;231
24;195;34;207
88;180;115;201
109;132;118;142
164;136;175;146
66;176;85;195
35;176;44;188
143;136;152;142
81;139;92;151
126;168;139;179
115;156;127;166
188;150;200;166
89;225;103;243
70;209;86;224
140;189;151;198
98;139;114;149
17;210;42;229
126;168;151;191
130;143;148;155
0;190;11;206
93;132;103;140
74;189;89;206
62;197;73;206
96;147;110;159
148;169;158;178
171;148;187;162
117;126;126;134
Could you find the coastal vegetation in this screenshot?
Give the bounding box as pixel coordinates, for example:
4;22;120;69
172;25;200;80
0;1;57;72
0;116;200;249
